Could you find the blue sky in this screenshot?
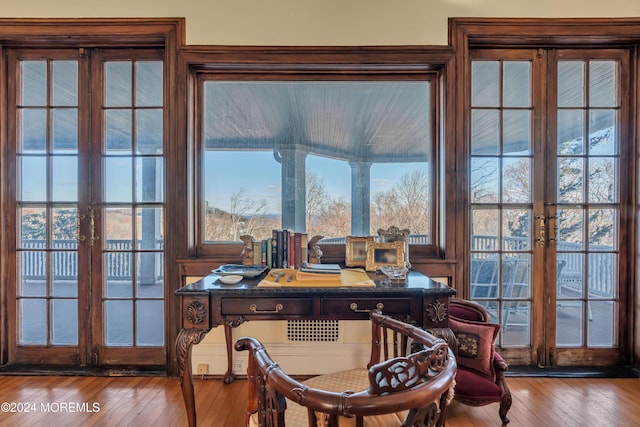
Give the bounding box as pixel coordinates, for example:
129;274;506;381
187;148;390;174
204;150;426;214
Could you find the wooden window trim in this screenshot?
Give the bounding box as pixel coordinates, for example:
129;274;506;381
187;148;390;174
181;46;455;266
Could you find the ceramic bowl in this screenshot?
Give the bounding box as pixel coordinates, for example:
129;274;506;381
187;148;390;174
219;275;243;285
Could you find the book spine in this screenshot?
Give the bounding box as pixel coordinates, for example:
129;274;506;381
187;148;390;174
275;230;283;268
300;233;308;265
288;230;295;269
293;232;302;268
252;241;262;265
282;230;288;268
261;239;268;266
271;229;278;268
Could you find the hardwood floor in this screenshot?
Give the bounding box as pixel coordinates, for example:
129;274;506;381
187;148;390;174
0;374;638;426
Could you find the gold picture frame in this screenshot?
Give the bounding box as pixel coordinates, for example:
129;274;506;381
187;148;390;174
377;226;411;269
345;236;373;267
377;225;410;243
366;241;406;272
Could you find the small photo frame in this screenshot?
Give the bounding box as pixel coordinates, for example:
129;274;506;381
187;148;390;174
345;236;372;267
377;226;411;269
366;241;406;272
377;226;410;243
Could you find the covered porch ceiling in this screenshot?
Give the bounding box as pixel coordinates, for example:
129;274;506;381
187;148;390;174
202;81;432;164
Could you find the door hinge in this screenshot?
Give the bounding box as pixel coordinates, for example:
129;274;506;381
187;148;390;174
535;213;546;247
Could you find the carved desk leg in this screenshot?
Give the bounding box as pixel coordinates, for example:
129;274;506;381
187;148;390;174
176;328;208;427
178;296;210;426
222;317;246;384
223;323;235;384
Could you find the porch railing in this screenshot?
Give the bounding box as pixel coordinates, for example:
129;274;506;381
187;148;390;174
472;235;614;297
20;236;612;296
320;234;430;244
20;239;163;281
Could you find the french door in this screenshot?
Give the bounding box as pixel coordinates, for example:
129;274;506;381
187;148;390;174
8;48;166;367
469;48;629;366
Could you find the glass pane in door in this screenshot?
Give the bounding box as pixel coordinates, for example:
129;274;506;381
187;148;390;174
556;59;619;348
16;59;79;346
470;60;533;347
102;60;164;347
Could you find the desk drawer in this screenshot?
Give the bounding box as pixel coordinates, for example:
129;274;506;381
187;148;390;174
221;298;313;315
322;298;412;316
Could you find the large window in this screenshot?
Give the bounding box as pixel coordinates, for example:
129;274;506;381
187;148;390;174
199;80;436;248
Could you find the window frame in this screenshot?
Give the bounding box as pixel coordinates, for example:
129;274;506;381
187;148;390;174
184;47;454;261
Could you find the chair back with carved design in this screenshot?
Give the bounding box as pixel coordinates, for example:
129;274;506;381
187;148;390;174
235;311;456;427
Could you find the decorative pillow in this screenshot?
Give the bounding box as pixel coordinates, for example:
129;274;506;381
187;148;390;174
449;316;500;380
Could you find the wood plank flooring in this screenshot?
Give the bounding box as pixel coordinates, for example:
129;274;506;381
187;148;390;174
0;374;638;426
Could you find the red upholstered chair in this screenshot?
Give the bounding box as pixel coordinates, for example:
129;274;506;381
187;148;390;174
448;297;512;424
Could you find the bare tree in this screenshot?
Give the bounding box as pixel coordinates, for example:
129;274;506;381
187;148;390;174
205;189;273;241
305;172;329;234
470;158;499;203
371;169;430;235
316;199;351;238
228;189;270;239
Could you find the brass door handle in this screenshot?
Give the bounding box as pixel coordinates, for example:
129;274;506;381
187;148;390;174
249;303;283;313
548;214;558;246
77;213;87;242
350;302;384;313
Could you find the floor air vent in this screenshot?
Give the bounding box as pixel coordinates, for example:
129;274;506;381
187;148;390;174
287;320;340;342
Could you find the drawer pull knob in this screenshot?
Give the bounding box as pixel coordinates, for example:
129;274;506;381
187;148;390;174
350;302;384;313
249;303;283;313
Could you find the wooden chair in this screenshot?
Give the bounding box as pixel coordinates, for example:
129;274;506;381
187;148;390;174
235;311;457;427
448;298;512;425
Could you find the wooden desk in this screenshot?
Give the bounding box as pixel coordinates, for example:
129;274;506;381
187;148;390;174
175;270;456;427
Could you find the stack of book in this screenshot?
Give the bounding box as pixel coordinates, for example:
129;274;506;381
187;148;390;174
252;230;309;269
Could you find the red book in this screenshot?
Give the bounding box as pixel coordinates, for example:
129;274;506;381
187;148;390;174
293;233;302;268
288;231;295;268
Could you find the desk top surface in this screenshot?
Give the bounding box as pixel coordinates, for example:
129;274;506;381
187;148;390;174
176;269;456;297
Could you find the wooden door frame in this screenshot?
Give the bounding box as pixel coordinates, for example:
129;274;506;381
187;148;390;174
545;48;632;366
5;47;93;366
450;17;638;366
0;18;185;372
